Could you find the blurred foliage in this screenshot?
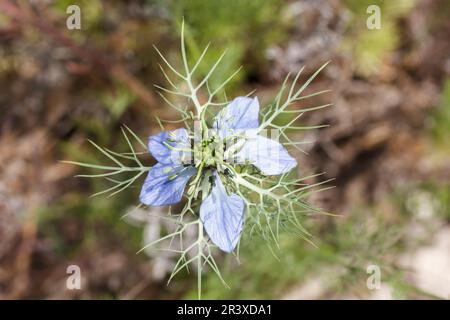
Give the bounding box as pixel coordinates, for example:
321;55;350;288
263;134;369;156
428;185;450;221
184;194;432;299
431;78;450;147
416;184;450;221
101;83;137;120
422;78;450;222
39;193;142;256
343;0;416;77
165;0;287;90
45;128;146;255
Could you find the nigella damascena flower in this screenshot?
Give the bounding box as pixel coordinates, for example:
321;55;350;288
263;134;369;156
139;97;297;252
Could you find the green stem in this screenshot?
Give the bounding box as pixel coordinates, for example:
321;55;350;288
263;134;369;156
234;174;282;201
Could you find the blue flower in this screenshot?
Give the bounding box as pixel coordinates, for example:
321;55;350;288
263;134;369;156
140;97;297;252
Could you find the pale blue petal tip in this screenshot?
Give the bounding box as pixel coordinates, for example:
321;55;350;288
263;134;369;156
200;174;244;252
214;96;260;137
236;135;297;175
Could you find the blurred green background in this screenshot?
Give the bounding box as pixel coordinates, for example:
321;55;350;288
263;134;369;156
0;0;449;299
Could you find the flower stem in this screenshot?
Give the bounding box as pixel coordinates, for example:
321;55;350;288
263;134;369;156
234;174;282;201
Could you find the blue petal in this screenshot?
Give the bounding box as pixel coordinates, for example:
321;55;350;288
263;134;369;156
200;173;244;252
139;163;196;206
214;97;260;137
236;135;297;175
148;128;191;165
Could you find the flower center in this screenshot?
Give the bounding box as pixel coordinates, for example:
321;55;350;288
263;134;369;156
196;136;224;169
